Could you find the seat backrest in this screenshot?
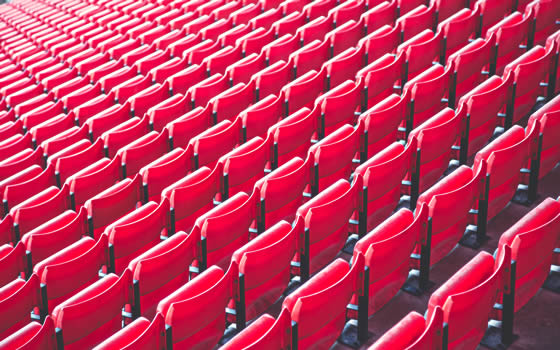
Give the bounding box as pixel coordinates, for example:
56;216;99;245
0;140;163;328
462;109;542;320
158;264;234;349
93;314;165;350
417;164;484;265
85;175;142;238
503;45;553;98
476;0;515;35
369;306;444;350
0;316;56;350
283;254;364;349
316;80;363;136
128;227;195;315
35;235;108;313
296;178;361;273
355;140;416;232
210;82;255;124
359;2;398;37
497;197;560;311
438;7;479;58
527;97;560;178
397;29;443;80
189;118;242;170
166;105;212;149
354;206;425;315
282;69;326;115
0;274;40;342
357;51;405;109
194;192;256;269
140;147;192;202
163;165;221;233
231;221;297;320
52;270;132;349
397;4;436;41
4;165;57;213
222;308;292;350
22;207;87;265
0;242;26;287
269;107;316;167
106;199;169;274
118;128;170;177
239;94;283;141
426;246;510;349
252;60;292;101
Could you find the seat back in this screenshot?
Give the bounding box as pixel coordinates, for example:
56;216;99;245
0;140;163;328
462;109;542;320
0;275;40;341
486;12;531;74
269;107;316;167
316;80;363;137
283;254;364;349
0;316;56;350
357;52;405;109
166;106;212;149
194;192;256;269
163;165;221;233
159;265;234;349
232;221;297;320
0;242;26;287
129;231;198;319
497;197;560;311
359;23;400;67
222;308;292;349
52;270;132;349
527;96;560;177
189;118;242;170
297;178;361;273
93;314;165;350
438;8;479;58
355;140;416;232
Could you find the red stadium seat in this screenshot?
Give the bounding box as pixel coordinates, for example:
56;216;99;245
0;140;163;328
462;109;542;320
128;231;198;318
209;82;255;124
283;253;364;348
231;221;297;325
525;0;560;47
157;264;235;349
354;140;417;233
369;306;444;349
282;69;326;115
497;197;560;311
33;235;108;316
189;118;242;170
408;108;462;192
397;4;436;42
397;29;444;84
52;270;132;349
0;316;56;349
426;246;511;350
0;242;26;287
356;53;405;110
239;95;283;141
166;106;212;149
269;107;316;167
222;309;292;349
163;165;221;234
0;274;40;342
93;314;165;349
439;8;480;58
321;46;365;90
289;39;330;78
358;24;401;66
253;60;292;101
295;178;361;277
527;95;560;178
106;199;169;274
486;12;531;76
353;206;426;314
315;80;362;137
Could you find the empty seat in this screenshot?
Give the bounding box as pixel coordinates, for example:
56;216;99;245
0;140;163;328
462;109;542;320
473;124;537;220
217;136;271;199
252;60;292;101
166;106;213;149
416;164;486;265
140;148;192;203
282;70;326;116
0;275;40;342
189;73;230;109
356;53;405;110
426;246;511;349
283;253;364;349
118;129;170;178
321;47;365;91
353;206;426;315
397;29;444;84
447;37;496;106
85;175;142;238
269;107;316;167
21;207;87;266
226;53;267;85
289;39;330;78
358;94;407;159
527;95;560;178
239;94;283;141
189;118;242;170
209;82;255;124
231;221;297;324
192;192;256;270
101;116;151;159
503;45;554;126
93;314;165;349
163;165;221;234
397;4;436;41
307;123;362;194
369;306;444;349
354;141;416;233
326;19;363;57
128;231;198;318
0;316;56;349
486;12;531;75
105;199;169;274
402;64;452;132
476;0;514;36
3;166;57;215
55;139;105;185
222;309;292;349
457;75;512;156
295;178;361;277
315;80;362;138
408;108;462;192
52;270;132;349
33;235;108;316
525;0;560;46
0;242;26;287
157;264;234;349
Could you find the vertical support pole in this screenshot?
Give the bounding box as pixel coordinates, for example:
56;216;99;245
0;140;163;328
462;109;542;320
360;130;368;163
169;208;176;236
292;321;299;350
223;173;229;201
300;228;310;283
505;83;516;130
527;18;536;50
502;260;517;345
56;328;64;350
440;37;447;65
257;198;266;233
547;52;558;100
272;142;279;170
527;133;542;203
419;217;432;291
87;216;94;238
410;148;421;210
361;86;369;113
108;244;115;274
311;163;319;197
459;113;470;165
477;174;490;244
200;237;207;272
476;14;483;38
133;279;141;319
40;283;48;322
236;273;247;331
442;323;449;350
358;187;368;238
358;265;370;342
448;71;457;108
165;325;173;350
406;100;415;139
